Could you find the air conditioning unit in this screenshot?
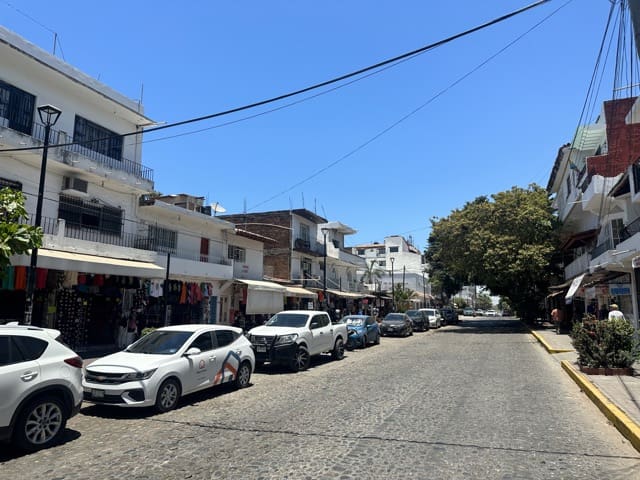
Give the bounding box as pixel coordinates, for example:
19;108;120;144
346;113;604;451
62;176;88;196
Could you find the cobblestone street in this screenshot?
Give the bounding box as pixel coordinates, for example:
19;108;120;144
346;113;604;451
2;318;640;479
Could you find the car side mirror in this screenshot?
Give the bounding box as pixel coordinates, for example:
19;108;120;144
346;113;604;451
184;347;202;356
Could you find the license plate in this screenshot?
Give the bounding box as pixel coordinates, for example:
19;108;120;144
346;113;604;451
92;389;105;398
257;345;266;352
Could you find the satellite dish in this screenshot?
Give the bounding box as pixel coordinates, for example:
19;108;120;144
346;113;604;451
210;202;226;215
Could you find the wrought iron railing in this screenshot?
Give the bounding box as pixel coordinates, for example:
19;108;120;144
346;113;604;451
4;118;153;181
590;238;613;259
620;215;640;242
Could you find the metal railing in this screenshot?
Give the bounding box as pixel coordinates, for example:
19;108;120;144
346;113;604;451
590;238;613;259
32;216;231;266
4;118;153;181
620;215;640;243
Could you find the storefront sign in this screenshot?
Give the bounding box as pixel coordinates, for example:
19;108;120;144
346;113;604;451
610;284;631;296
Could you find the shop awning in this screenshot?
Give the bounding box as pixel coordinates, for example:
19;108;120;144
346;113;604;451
13;249;165;278
236;279;285;314
236;279;287;292
565;273;586;303
326;288;365;299
284;286;317;298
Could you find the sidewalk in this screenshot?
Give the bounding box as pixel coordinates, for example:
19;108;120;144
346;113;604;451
530;324;640;452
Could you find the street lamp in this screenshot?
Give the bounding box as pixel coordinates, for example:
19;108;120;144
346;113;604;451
321;227;329;307
24;104;62;325
390;257;395;312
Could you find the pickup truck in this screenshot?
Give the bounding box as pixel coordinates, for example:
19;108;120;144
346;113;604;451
246;310;347;372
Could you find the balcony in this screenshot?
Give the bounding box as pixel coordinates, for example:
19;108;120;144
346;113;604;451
590;238;613;260
1;116;153;182
34;216;231;269
564;252;589;280
581;175;618;214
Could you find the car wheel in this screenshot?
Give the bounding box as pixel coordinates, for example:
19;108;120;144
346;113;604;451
374;332;380;345
290;345;310;372
155;378;181;413
332;338;345;360
14;395;67;451
360;335;368;349
234;361;252;389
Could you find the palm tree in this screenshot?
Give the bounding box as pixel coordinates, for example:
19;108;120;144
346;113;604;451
394;285;417;312
360;259;382;286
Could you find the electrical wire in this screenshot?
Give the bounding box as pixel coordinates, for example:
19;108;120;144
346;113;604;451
248;0;570;212
0;0;550;155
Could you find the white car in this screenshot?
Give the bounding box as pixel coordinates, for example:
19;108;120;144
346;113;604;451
83;324;254;412
419;308;443;328
485;309;498;317
0;324;83;451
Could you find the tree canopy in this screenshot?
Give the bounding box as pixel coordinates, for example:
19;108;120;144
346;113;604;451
0;188;42;274
424;184;560;321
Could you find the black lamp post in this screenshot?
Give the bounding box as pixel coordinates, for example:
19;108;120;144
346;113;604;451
321;227;329;307
25;104;62;325
390;257;395;311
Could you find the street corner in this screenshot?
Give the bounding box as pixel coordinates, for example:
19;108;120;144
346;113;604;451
561;360;640;453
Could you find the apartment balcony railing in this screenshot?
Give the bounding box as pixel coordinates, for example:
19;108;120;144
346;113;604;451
32;216;231;266
620;215;640;243
590;238;613;260
5;118;153;181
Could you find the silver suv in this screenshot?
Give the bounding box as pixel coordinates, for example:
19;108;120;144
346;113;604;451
0;324;83;451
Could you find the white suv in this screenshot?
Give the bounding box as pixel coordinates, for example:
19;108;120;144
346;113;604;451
0;324;83;451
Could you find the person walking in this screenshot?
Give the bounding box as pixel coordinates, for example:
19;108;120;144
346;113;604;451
608;303;625;321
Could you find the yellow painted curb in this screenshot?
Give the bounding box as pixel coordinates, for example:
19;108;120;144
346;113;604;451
561;360;640;453
529;330;574;354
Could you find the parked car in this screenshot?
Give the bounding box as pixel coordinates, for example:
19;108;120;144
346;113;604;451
83;324;254;412
440;307;459;325
404;310;430;331
340;315;380;349
380;313;413;337
485;309;498;317
419;308;443;328
247;310;347;372
0;324;83;451
463;307;475;316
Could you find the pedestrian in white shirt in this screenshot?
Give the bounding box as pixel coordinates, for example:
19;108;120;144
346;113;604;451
608;303;625;321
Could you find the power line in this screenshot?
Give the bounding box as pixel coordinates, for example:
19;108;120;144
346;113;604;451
248;0;567;211
0;0;550;155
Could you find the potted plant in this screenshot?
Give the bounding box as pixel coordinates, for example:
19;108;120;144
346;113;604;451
571;313;639;375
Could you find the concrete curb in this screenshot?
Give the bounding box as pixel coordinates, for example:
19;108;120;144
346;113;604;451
529;330;574;354
561;360;640;453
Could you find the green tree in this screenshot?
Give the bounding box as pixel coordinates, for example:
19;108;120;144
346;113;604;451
0;187;42;275
476;293;493;311
424;185;560;322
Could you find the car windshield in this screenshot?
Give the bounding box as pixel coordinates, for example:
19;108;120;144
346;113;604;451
265;313;309;328
384;314;405;322
405;311;420;318
126;330;193;355
342;317;364;326
423;310;437;316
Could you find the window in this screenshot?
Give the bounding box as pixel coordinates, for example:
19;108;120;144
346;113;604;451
357;249;365;255
0;80;35;135
215;329;238;348
300;223;310;243
228;245;246;262
378;261;386;267
301;258;312;278
59;194;122;236
389;246;399;253
189;332;214;352
377;247;385;256
148;225;177;253
73;116;123;160
12;336;48;360
612;218;625;247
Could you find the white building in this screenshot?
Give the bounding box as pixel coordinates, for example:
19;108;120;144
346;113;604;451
0;26;266;349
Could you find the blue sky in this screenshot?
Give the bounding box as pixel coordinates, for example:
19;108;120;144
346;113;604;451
2;1;616;250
